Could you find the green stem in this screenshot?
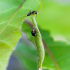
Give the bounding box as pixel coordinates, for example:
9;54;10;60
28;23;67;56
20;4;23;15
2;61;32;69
31;16;45;70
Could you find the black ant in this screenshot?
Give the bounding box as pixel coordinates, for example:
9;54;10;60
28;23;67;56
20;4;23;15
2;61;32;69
31;28;36;36
27;0;42;16
27;11;37;16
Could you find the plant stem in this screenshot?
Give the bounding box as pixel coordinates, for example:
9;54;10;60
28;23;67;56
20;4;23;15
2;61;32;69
31;16;45;70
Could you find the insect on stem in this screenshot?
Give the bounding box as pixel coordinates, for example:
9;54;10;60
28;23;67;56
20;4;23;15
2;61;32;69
31;16;45;69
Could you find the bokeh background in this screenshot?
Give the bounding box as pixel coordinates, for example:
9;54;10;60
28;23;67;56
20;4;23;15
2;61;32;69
36;0;70;43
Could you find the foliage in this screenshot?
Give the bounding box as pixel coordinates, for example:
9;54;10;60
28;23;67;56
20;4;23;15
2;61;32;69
0;0;40;70
0;0;70;70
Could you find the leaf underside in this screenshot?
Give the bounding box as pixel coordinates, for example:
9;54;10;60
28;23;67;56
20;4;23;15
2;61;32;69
0;0;40;70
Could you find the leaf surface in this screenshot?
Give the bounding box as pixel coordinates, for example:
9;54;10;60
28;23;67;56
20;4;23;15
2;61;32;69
0;0;40;70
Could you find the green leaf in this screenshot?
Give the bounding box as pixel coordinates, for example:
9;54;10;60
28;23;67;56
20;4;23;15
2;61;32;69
0;0;40;70
41;29;70;70
13;36;37;70
21;21;70;70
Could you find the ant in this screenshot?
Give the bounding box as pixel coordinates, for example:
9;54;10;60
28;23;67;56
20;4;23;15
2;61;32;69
27;0;42;16
27;10;37;16
31;28;36;36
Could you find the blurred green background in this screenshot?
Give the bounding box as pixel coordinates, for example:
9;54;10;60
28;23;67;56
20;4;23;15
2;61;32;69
0;0;70;70
36;0;70;43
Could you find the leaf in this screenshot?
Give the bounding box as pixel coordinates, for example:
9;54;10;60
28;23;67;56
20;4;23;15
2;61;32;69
12;35;37;70
0;0;40;70
40;29;70;70
21;21;70;70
